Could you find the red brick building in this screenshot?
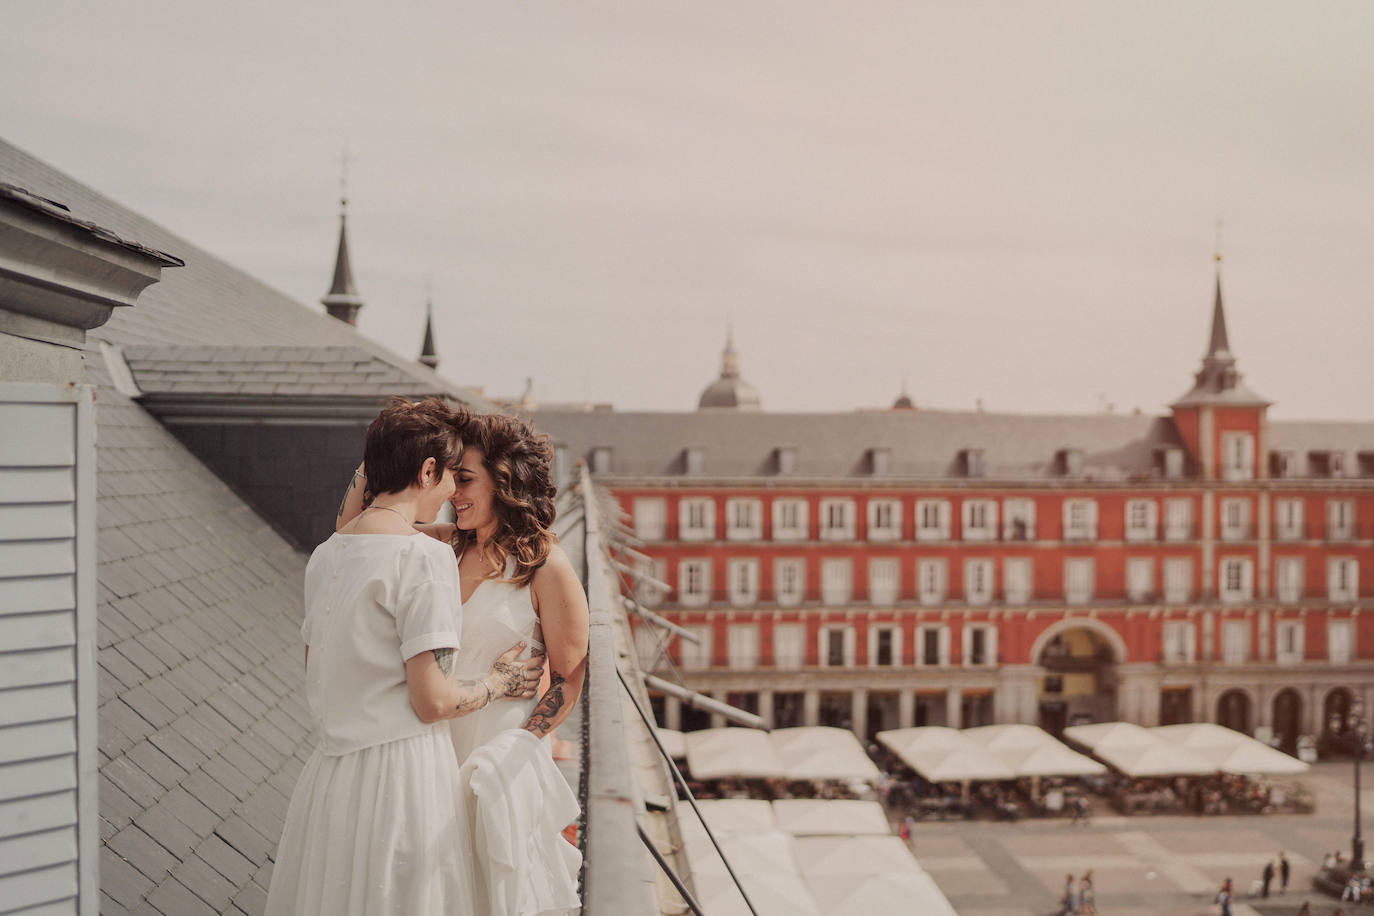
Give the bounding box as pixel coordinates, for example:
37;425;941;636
532;273;1374;754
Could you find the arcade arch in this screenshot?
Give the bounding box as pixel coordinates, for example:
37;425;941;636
1032;619;1124;737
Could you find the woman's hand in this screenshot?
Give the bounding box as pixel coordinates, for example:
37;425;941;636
487;641;544;699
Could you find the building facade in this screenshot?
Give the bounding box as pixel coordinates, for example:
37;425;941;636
533;271;1374;754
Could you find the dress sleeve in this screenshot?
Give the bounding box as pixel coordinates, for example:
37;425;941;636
393;542;461;662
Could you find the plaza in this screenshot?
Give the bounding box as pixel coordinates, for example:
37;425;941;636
905;760;1371;915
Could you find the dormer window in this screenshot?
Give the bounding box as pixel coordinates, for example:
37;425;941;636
1360;452;1374;478
961;448;985;478
775;446;796;475
590;446;613;475
1154;447;1185;480
1311;450;1346;478
1270;450;1299;479
868;448;890;476
683;447;704;475
1057;448;1084;478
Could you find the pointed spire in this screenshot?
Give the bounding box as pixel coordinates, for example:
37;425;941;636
321;196;365;325
719;325;740;379
698;326;760;410
1206;255;1231;358
418;296;438;369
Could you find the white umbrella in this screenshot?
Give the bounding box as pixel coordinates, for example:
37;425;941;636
696;871;821;916
907;746;1016;783
876;727;968;759
772;799;891;836
810;871;958;916
1151;723;1250;750
1214;742;1310;776
772;727;882;782
1096;742;1217;777
684;829;798;878
962;723;1056;751
999;743;1107;778
685;727;785;779
1063;721;1156;751
678;798;776;840
792;835;924;876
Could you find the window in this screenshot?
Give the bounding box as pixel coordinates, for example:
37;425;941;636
1003;498;1036;541
1221;431;1255;480
915;499;951;541
869;625;900;666
678;560;711;607
1218;557;1253;603
820;626;854;667
819;499;856;540
775;447;797;475
866;499;901;541
680;624;712;670
725;498;762;540
1003;557;1032;604
1275;620;1304;665
1219;498;1250;541
1328;619;1354;664
869;448;891;476
1271;451;1299;478
679;498;714;541
1059;448;1085;477
683;447;704;475
963;624;997;667
868;558;899;605
774;558;805;606
1163;557;1192;603
1328;558;1358;602
1062;499;1097;541
1274;498;1304;541
727;624;758;670
821;558;853;605
1275;557;1304;603
633;556;668;608
1164;498;1193;541
917;558;947;605
1162;447;1186;479
727;559;759;606
1221;619;1249;663
633;497;667;541
960;499;997;541
1162;620;1196;663
1124;499;1157;542
590;446;613;474
1064;558;1094;604
1327;499;1355;541
963;558;993;605
918;625;950;666
773;623;804;668
1126;557;1154;602
772;499;808;541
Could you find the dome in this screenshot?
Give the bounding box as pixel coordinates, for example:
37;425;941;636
892;392;915;409
697;330;761;411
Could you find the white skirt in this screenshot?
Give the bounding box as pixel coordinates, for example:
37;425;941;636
265;729;475;916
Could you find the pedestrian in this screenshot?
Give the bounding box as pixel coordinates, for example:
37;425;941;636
904;813;916;840
1217;878;1233;916
1079;869;1096;914
899;818;910;842
1061;874;1077;916
1263;858;1275;898
1280;851;1290;893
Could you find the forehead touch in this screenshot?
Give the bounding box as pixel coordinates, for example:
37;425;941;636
459;447;486;471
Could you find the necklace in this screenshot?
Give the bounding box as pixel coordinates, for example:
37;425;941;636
365;503;413;526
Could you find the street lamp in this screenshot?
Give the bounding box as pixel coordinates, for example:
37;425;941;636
1329;699;1372;870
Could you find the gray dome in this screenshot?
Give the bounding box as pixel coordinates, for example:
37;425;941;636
696;330;761;411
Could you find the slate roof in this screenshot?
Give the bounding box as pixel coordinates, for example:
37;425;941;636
0;136;494;914
533;408;1374;483
125;345;451;399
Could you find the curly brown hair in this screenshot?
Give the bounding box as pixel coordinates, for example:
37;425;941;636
449;413;557;587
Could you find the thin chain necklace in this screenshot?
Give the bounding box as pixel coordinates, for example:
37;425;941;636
365;503;413;527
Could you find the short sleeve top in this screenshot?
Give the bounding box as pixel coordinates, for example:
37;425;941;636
301;532;461;755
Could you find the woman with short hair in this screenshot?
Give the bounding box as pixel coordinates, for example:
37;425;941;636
266;398;544;916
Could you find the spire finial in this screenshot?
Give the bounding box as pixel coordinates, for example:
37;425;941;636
719;326;740;379
418;288;438;369
340;146;352;213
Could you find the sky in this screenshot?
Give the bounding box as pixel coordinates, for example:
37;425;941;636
3;2;1373;418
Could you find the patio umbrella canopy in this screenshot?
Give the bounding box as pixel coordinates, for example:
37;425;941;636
1095;741;1218;777
808;871;958;916
999;743;1107;778
695;870;822;916
772;727;883;782
679;798;777;838
684;727;786;779
792;835;925;876
961;723;1055;750
772;799;891;836
1212;742;1310;776
1063;721;1156;751
1149;724;1310;775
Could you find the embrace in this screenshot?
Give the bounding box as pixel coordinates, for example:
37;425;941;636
265;399;589;915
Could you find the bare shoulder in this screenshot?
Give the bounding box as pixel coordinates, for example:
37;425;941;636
531;544;582;608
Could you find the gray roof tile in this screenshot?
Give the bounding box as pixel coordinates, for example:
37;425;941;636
108;825;180;882
134;801;201;860
214;815;274;866
101;846;157;909
173;853;238;911
124;741;188;792
145;876;218;916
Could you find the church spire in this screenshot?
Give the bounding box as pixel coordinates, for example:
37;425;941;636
418;296;438;370
1206;257;1231;359
1170;254;1267;408
719;325;741;379
321;197;365;325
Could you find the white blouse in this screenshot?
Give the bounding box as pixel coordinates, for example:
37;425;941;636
301;532;461;755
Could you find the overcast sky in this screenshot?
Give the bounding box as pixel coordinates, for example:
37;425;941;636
4;2;1372;417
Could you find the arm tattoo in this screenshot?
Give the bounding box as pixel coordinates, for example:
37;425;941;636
452;677;486;714
432;647;454;677
336;474;357;520
522;670;567;739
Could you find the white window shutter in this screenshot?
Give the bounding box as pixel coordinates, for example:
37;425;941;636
938;626;951;666
986;626;998;667
844;627;856;666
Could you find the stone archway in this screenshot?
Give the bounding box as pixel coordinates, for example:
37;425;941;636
1216;689;1252;734
1032;619;1124;737
1323;687;1354;735
1272;688;1302;756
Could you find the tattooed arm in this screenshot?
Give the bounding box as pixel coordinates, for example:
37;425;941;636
405;640;543;723
522;546;589;738
336;463;372;531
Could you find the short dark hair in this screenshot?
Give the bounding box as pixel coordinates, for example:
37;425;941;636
363;397;463;495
